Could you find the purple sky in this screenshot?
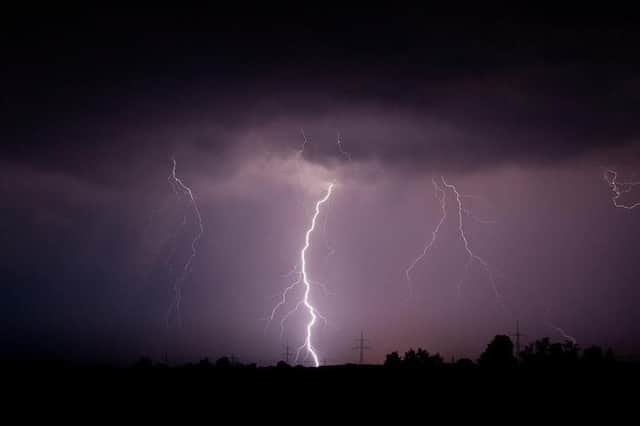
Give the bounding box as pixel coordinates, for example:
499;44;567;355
2;10;640;364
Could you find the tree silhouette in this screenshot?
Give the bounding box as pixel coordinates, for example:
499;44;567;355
518;338;618;370
215;356;231;369
478;335;516;368
521;338;573;367
605;348;616;364
132;357;153;369
198;357;213;369
383;348;443;369
416;348;443;368
384;351;402;368
455;358;476;369
582;346;604;365
403;349;419;368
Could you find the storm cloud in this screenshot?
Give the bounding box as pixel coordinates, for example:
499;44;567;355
3;10;640;364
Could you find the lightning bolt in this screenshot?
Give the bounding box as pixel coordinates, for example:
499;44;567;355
264;265;302;338
548;324;578;345
297;183;334;366
295;128;310;172
266;132;347;365
165;157;204;328
441;176;502;305
337;131;351;162
320;205;336;279
405;177;447;296
544;306;577;345
405;176;502;308
603;168;640;209
266;183;335;367
319;132;350;275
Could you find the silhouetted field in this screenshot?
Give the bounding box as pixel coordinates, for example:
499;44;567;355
4;335;640;402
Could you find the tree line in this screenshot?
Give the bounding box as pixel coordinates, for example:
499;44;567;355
130;334;618;370
384;335;616;369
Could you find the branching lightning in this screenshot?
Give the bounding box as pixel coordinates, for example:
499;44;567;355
405;176;503;308
165;157;204;328
266;131;349;366
441;177;501;303
266;183;335;367
405;178;447;295
603;168;640;209
264;265;302;338
297;183;334;366
295;128;310;172
319;132;349;277
320;206;336;273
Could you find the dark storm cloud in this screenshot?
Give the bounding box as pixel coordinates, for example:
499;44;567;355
5;66;640;189
3;11;640;186
233;65;640;174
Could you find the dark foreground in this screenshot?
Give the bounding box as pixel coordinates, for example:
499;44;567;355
3;363;638;421
6;336;638;411
5;362;640;400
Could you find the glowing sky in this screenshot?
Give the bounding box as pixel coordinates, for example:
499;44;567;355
3;10;640;364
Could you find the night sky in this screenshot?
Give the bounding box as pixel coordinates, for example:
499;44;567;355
3;8;640;365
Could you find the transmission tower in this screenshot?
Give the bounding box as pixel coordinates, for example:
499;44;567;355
352;330;370;365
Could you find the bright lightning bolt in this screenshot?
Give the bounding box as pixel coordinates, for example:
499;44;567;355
405;177;447;296
603;168;640;209
441;177;503;306
266;183;335;367
165;157;204;328
298;183;334;367
267;132;346;366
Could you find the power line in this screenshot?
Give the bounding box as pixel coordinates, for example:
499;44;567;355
352;330;370;365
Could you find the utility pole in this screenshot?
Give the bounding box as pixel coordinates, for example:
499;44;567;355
510;320;526;363
352;330;370;365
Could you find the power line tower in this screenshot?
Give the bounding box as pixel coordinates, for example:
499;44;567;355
353;330;370;365
281;340;292;364
510;320;526;363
